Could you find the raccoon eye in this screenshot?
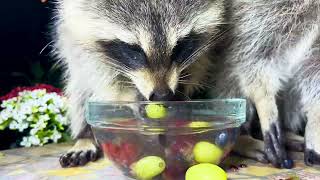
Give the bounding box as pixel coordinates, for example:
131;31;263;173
98;40;147;69
171;33;202;64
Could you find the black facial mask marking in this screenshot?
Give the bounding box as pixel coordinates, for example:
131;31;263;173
171;32;203;64
98;40;147;69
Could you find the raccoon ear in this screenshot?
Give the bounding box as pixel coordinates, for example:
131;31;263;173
171;32;203;64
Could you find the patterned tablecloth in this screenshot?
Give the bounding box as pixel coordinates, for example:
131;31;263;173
1;143;320;180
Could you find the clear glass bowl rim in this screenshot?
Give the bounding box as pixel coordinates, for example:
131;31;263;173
86;98;246;105
85;98;247;133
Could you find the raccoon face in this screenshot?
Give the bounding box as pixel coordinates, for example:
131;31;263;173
62;0;224;101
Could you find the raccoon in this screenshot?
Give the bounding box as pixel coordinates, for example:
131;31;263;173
52;0;226;167
211;0;320;168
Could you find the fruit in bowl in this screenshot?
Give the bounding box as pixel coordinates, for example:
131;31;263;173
86;99;246;180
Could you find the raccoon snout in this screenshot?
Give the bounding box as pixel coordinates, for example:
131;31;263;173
149;88;174;101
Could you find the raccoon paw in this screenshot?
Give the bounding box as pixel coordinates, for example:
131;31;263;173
264;123;293;169
305;149;320;166
233;135;269;163
59;139;101;167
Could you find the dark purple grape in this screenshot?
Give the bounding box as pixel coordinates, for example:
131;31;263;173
283;159;294;169
215;132;228;147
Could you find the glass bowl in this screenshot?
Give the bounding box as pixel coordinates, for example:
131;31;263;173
86;99;246;180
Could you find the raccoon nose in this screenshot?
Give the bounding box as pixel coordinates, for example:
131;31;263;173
149;88;174;101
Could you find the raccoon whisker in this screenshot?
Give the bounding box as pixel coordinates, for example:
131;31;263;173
100;58;137;78
105;61;132;73
179;73;192;80
180;43;214;71
181;29;228;70
117;81;135;85
178;81;216;89
106;56;133;71
105;67;136;81
40;40;54;55
106;65;133;77
99;55;134;73
180;28;230;71
120;85;135;88
178;81;204;88
179;80;215;87
175;90;191;100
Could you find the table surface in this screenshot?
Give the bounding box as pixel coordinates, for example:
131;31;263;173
1;143;320;180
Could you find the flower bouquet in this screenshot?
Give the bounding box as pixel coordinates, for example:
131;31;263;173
0;84;70;147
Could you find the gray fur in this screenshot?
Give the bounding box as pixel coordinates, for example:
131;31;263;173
212;0;320;165
52;0;226;167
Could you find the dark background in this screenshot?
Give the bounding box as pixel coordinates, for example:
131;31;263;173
0;0;62;96
0;0;63;149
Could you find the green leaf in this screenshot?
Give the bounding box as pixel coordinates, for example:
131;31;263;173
37;130;52;138
0;120;11;130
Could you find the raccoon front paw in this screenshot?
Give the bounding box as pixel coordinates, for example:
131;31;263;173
247;149;269;164
264;123;293;169
59;139;101;167
233;135;269;163
305;149;320;166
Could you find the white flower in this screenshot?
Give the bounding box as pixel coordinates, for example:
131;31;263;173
9;120;18;129
5;104;14;111
52;96;65;109
20;137;32;147
9;120;28;132
26;115;35;122
39;114;50;121
55;114;68;125
2;88;69;147
17;122;29;132
0;102;5;108
29;135;41;145
38;104;48;112
34;118;47;130
30;127;39;135
28;100;40;108
1;98;17;108
20;104;32;115
41;94;53;104
0;110;11;121
12;110;27;122
51;129;62;143
48;104;60;113
29;89;46;99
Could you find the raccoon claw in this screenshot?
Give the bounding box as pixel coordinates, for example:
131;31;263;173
256;151;269;164
59;150;100;168
264;123;293;169
305;149;320;166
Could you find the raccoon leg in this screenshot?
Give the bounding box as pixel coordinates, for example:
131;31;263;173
304;108;320;165
289;54;320;166
234;132;303;164
59;86;101;168
245;81;292;168
211;69;291;167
